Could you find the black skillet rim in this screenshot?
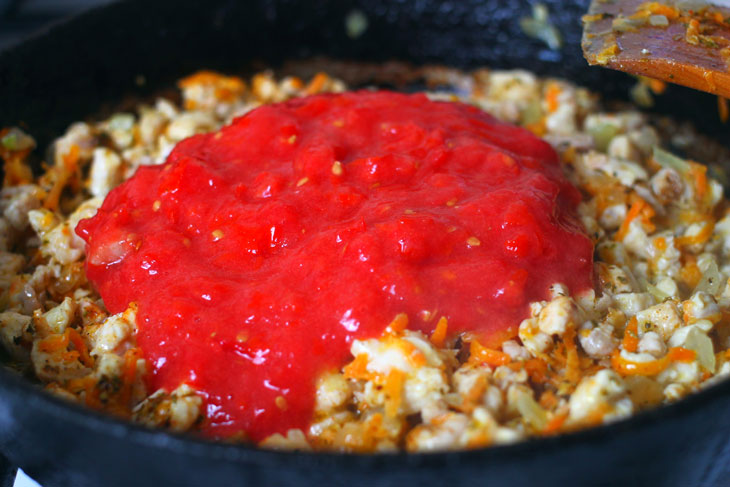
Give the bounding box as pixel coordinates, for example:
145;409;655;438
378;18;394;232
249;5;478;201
2;341;730;467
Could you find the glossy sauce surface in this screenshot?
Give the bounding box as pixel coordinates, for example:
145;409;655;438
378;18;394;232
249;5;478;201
77;91;593;440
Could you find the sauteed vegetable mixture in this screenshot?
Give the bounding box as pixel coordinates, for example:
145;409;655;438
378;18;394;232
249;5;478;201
2;68;730;451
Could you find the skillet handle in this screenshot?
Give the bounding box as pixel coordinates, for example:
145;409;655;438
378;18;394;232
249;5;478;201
0;452;16;487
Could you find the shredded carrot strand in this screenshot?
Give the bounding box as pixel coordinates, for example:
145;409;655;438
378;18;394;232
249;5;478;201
669;347;696;363
304;72;329;95
524;358;550;384
468;340;511;367
385;313;409;335
66;328;93;367
689;162;708;203
622;317;639;353
545;83;561;113
44;144;79;210
118;348;142;407
543;412;568;435
37;332;70;353
680;255;703;289
611;347;696;376
564;327;581;384
615;199;646;241
384;369;405;418
676;221;714;248
430;316;448;348
343;353;370;380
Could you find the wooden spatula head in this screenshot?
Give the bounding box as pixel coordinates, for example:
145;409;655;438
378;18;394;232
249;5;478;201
582;0;730;98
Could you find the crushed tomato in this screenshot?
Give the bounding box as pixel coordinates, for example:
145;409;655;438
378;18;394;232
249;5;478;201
76;91;593;440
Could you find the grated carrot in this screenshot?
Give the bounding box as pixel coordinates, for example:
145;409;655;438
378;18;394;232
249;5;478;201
622;317;639;353
117;347;142;408
675;221;714;248
524;358;550;384
430;316;448;348
343;353;370;380
611;347;696;376
542;412;568;435
680;255;703;289
689;162;708;203
525;119;547;137
304;72;329;95
669;346;696;363
37;332;70;353
457;374;487;414
545;83;562;113
65;328;92;367
384;369;405;418
385;313;409;335
563;327;581;384
43;144;79;210
615;198;647;241
468;340;511;367
84;379;102;409
539;390;559;409
653;236;667;251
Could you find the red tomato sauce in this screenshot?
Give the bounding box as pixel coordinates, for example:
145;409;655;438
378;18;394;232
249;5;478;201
76;91;593;440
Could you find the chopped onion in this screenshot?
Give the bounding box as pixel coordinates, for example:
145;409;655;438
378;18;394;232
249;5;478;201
696;259;723;296
630;81;654;108
683;327;715;373
652;146;690;174
1;127;36;152
510;386;548;430
107;113;135;131
588;123;619;152
520;4;563;50
521;100;543;125
643;279;670;301
649;15;669;27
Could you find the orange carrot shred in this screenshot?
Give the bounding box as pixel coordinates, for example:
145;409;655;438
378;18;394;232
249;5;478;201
38;332;70;353
564;327;581;384
545;84;561;113
615;199;645;241
384;369;405;418
622;317;639;353
385;313;409;335
689;162;708;203
468;340;511;367
524;358;550;384
668;347;696;363
44;144;79;210
66;328;93;368
543;412;568;435
343;353;370;380
430;316;448;348
611;346;696;376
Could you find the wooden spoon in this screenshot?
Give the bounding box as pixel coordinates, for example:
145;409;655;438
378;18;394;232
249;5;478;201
582;0;730;98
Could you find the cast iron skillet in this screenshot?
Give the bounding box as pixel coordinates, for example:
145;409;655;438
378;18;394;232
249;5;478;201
1;1;729;486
